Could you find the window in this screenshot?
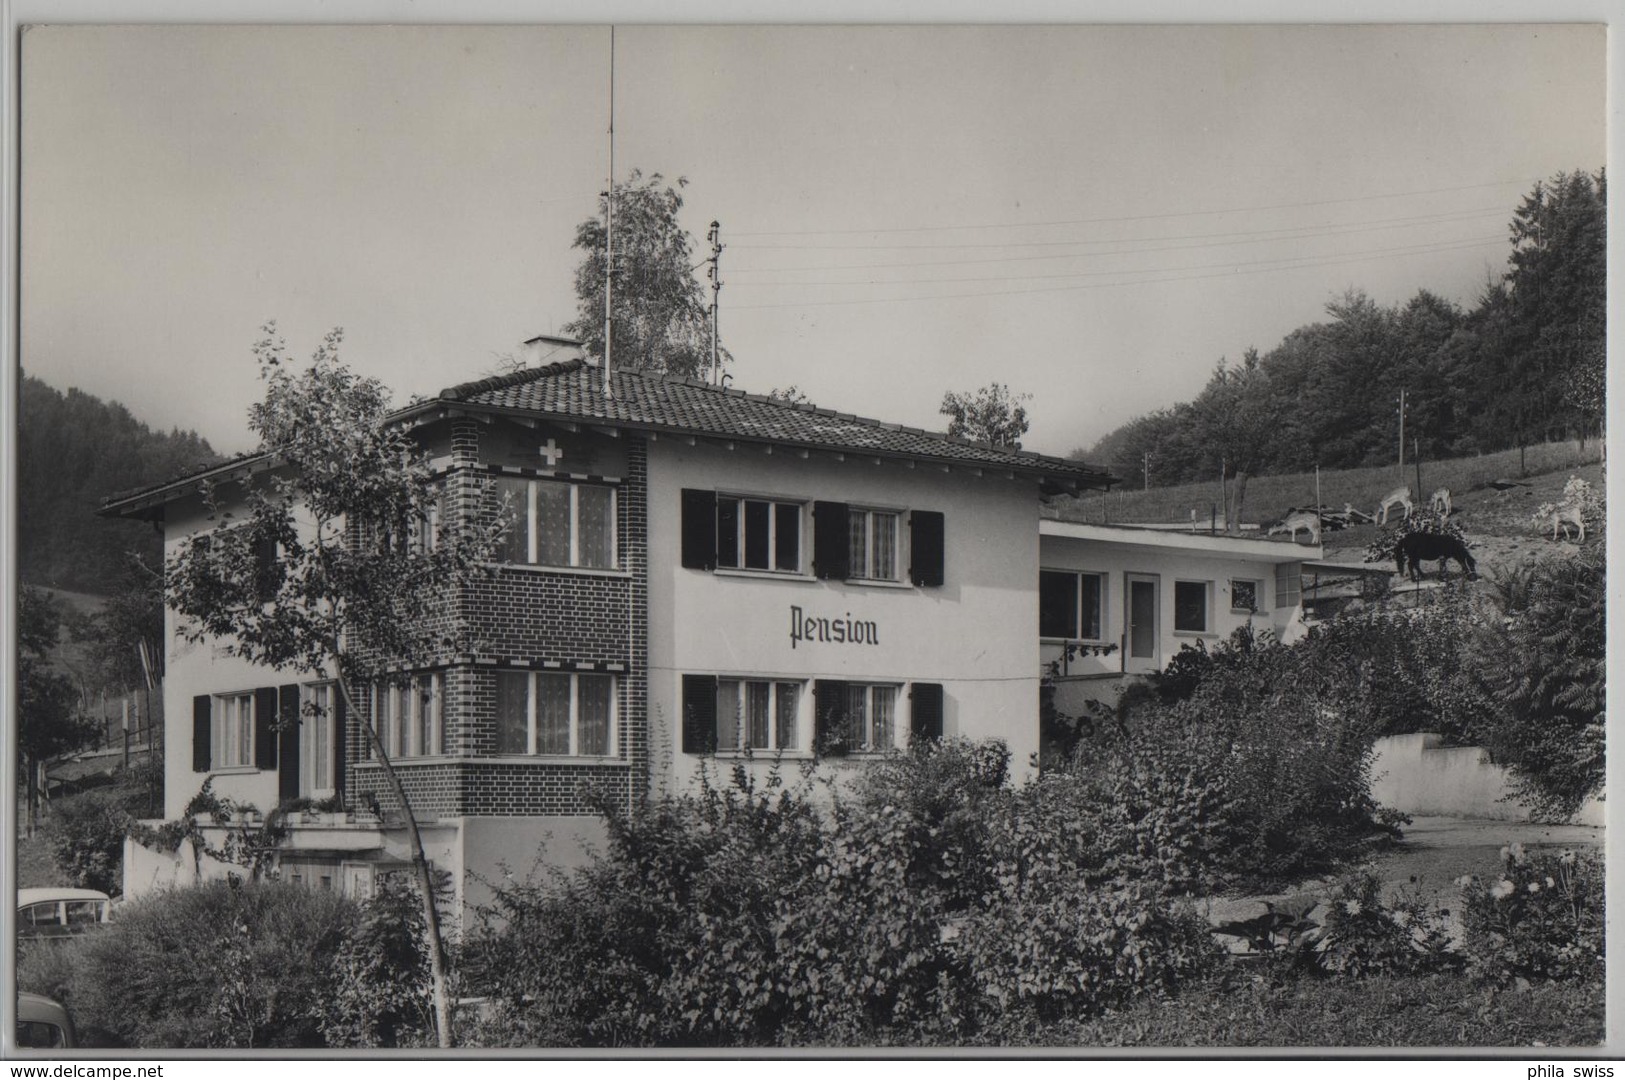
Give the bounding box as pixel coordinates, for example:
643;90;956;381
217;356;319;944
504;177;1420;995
376;484;446;556
1039;570;1105;639
715;679;802;752
846;683;900;752
302;683;336;795
212;692;255;768
495;476;616;569
1174;580;1211;633
716;496;802;573
1275;562;1302;608
372;674;443;759
848;509;900;581
495;671;617;757
1230;578;1261;614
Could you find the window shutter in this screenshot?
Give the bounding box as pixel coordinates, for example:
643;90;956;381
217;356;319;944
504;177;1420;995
278;684;302;803
254;687;279;770
813;679;850;756
193;695;212;772
681;674;718;754
910;683;944;745
681;489;718;570
812;501;850;580
909;510;945;587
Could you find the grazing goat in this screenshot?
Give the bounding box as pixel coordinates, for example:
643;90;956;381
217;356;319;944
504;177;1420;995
1428;487;1452;516
1376;485;1414;526
1395;532;1476;581
1267;510;1322;545
1549;503;1586;543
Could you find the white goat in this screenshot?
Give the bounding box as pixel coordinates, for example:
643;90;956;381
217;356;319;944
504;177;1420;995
1376;485;1414;526
1267;510;1322;546
1550;503;1586;543
1428;487;1452;516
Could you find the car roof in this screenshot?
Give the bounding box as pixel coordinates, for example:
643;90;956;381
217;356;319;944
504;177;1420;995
17;888;111;906
17;993;72;1022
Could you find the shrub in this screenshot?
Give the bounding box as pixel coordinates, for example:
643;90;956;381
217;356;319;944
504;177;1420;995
317;872;440;1047
1459;845;1603;984
1311;869;1458;978
45;776;157;896
36;879;357;1048
1469;546;1605;818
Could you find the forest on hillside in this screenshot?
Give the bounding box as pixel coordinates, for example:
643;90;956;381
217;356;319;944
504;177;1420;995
1081;170;1605;491
18;374;220;595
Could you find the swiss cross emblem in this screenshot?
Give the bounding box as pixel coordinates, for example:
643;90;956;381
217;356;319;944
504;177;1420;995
538;438;565;469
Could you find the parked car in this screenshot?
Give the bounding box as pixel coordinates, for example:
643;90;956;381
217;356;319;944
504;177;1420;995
16;993;76;1048
17;887;112;940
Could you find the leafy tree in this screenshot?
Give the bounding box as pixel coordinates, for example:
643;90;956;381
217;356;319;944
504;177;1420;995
18;586;97;835
563;170;728;379
1502;170;1606;449
939;383;1031;448
164;325;507;1046
66;558;166;693
1189;348;1283;531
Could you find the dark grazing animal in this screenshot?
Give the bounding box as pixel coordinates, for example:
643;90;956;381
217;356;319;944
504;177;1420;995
1395;532;1476;581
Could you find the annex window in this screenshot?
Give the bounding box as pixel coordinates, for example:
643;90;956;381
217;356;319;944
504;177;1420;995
847;508;901;582
494;476;616;569
1229;578;1262;614
1039;570;1105;640
716;496;803;573
212;692;256;769
495;670;617;757
715;679;803;752
1274;563;1302;608
1174;580;1211;634
372;673;443;759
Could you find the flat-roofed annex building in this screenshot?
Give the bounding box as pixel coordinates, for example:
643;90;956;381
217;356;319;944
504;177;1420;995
103;345;1114;910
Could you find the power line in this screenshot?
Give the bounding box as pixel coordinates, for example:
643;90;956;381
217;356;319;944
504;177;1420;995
727;234;1505;290
729;235;1505;311
727;177;1535;238
729;208;1508;274
730;206;1507;253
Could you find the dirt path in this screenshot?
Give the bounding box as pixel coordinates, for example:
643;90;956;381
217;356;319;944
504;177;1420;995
1376;815;1602;915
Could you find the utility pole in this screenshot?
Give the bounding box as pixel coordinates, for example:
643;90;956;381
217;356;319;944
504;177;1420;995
706;220;724;384
602;27;616;401
1142;450;1150;492
1397;388;1407;476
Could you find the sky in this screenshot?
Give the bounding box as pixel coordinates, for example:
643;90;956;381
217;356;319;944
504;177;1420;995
17;21;1607;460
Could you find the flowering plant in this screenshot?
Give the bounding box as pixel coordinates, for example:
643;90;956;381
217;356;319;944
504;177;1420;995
1457;845;1602;983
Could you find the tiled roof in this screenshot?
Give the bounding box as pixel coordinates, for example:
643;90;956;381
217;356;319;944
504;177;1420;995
437;359;1115;487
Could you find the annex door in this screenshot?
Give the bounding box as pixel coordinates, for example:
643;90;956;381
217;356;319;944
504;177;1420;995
1124;573;1160;674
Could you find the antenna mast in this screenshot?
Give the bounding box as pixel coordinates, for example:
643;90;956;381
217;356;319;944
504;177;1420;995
603;26;616;401
707;220;724;384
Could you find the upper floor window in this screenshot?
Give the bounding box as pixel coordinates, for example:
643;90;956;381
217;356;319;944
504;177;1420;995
716;496;802;573
302;683;337;795
496;670;617;757
847;508;900;582
1039;569;1105;640
494;476;615;569
1174;580;1211;633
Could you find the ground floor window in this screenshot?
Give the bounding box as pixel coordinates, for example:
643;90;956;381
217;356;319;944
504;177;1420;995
846;683;900;753
1174;580;1211;633
496;670;617;757
212;692;255;768
372;673;443;759
1039;569;1105;640
1275;562;1302;608
302;682;336;796
1229;578;1262;614
716;679;802;752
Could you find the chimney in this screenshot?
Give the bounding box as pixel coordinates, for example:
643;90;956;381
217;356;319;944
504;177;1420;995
521;334;588;368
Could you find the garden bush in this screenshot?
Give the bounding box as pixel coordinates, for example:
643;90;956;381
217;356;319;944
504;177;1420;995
463;743;1224;1047
1459;845;1603;984
46;773;156;896
317;872;440;1047
21;879;358;1048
